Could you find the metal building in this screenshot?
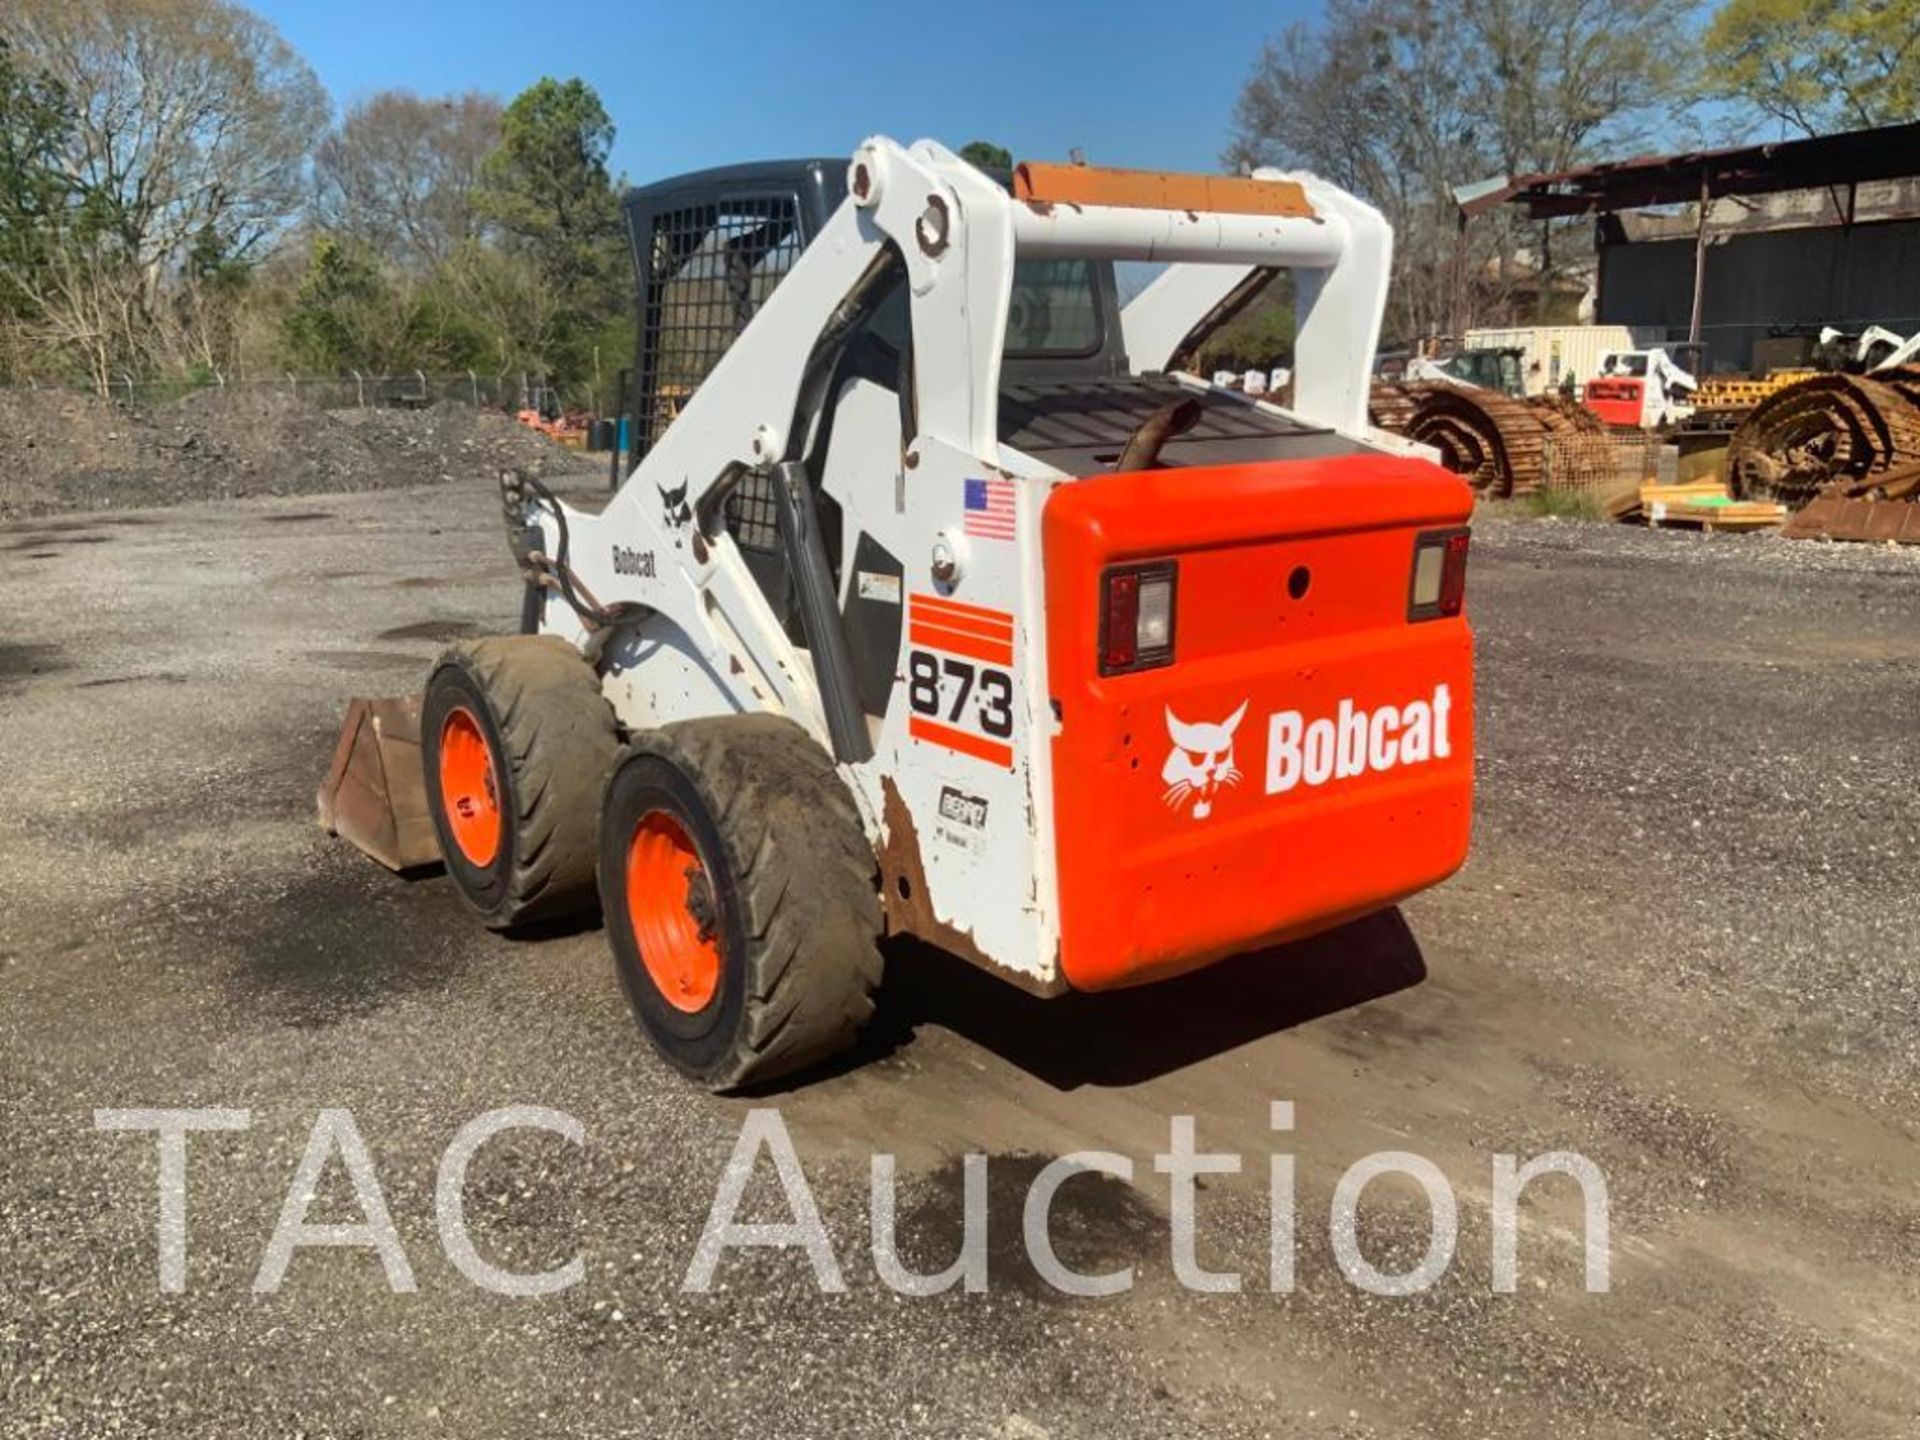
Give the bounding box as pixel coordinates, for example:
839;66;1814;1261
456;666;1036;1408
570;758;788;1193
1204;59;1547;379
1464;122;1920;374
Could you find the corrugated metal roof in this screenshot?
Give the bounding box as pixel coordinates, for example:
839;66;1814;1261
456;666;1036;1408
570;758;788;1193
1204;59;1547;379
1460;121;1920;220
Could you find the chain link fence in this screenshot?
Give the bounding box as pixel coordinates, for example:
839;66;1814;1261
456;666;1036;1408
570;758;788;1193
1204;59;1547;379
1539;431;1666;515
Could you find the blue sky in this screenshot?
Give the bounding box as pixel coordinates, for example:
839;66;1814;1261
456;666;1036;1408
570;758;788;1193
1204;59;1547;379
251;0;1313;182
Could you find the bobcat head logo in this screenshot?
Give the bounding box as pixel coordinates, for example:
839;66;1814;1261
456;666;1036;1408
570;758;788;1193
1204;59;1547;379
658;480;692;530
1161;702;1247;820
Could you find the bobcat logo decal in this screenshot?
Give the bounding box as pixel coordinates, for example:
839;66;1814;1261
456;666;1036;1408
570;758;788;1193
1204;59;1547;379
1161;702;1247;820
658;480;692;530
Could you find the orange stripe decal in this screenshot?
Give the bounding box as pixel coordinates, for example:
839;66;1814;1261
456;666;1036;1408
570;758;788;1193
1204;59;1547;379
907;604;1013;641
910;590;1005;613
913;591;1021;622
908;623;1014;666
910;716;1014;768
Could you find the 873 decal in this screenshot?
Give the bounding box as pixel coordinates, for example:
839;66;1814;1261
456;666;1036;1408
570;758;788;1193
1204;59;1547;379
904;593;1017;768
908;651;1013;736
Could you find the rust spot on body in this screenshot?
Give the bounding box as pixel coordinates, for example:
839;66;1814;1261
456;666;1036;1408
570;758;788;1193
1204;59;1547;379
877;777;1066;997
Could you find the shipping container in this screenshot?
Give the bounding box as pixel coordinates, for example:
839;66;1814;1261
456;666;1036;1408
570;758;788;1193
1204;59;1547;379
1462;325;1661;396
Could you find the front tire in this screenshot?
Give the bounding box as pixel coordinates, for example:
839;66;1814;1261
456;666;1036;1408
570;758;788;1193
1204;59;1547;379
599;716;883;1090
422;636;620;929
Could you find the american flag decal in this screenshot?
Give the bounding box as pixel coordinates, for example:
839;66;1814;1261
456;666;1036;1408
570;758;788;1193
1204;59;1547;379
963;477;1016;540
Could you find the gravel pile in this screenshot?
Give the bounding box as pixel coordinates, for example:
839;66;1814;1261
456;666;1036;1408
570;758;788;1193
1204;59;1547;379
0;388;600;518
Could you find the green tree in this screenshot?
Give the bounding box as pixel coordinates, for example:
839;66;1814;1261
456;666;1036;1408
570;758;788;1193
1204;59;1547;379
474;78;624;337
170;223;255;375
1192;292;1296;375
1701;0;1920;136
0;35;142;388
960;140;1013;173
431;240;560;374
282;235;403;373
284;234;507;375
0;36;75;317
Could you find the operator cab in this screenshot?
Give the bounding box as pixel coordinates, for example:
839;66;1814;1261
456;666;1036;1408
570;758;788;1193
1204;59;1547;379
620;157;1344;478
617;157;1348;629
619;158;1129;470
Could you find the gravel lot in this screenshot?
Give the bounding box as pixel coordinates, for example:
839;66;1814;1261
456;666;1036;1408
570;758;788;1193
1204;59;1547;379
2;487;1917;1439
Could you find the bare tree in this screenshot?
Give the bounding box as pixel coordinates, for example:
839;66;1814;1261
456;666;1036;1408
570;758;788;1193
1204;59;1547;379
1228;0;1693;339
314;90;502;271
11;242;148;393
1229;1;1494;340
3;0;327;298
433;240;563;375
1470;0;1693;318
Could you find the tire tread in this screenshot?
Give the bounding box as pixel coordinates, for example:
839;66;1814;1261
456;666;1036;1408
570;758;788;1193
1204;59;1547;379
431;635;619;929
610;715;882;1089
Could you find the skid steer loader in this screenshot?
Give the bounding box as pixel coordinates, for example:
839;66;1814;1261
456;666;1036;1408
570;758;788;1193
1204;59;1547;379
320;137;1476;1089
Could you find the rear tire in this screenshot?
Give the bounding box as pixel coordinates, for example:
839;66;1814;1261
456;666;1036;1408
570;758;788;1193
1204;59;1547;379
599;715;882;1090
422;635;620;929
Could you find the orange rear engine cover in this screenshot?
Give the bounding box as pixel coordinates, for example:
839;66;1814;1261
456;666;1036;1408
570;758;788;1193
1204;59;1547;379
1043;456;1475;989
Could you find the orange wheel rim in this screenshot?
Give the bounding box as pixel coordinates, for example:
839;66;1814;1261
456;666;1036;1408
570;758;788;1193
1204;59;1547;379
438;705;502;867
625;810;722;1013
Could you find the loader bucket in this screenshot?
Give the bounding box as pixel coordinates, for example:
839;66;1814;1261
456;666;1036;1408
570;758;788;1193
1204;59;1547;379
316;695;441;871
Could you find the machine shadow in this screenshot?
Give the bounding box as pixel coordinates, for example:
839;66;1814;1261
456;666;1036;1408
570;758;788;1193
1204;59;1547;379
859;906;1428;1090
399;866;609;942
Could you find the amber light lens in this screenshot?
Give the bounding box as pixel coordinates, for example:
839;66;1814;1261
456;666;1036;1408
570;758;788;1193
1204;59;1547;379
1409;529;1470;621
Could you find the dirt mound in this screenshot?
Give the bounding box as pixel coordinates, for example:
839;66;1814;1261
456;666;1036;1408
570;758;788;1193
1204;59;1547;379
0;389;143;512
0;388;602;519
332;400;588;474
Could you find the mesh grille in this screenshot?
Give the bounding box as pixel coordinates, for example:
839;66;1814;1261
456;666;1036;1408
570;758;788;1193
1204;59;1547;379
635;192;803;488
723;470;782;553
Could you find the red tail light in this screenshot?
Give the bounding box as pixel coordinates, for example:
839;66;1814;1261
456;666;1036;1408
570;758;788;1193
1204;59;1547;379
1439;531;1469;616
1099;562;1176;674
1409;528;1470;621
